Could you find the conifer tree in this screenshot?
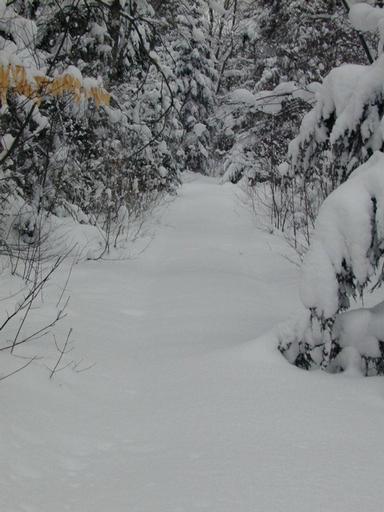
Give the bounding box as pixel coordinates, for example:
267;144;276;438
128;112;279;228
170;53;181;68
171;0;218;174
279;2;384;375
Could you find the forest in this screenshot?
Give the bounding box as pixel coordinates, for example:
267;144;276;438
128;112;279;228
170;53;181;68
2;1;384;511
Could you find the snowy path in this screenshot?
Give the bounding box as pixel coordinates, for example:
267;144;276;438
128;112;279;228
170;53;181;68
2;176;384;512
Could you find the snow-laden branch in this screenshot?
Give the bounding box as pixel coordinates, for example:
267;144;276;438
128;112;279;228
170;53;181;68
226;82;317;115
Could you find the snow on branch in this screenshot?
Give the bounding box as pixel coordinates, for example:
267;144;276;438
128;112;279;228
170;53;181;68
349;2;384;54
289;55;384;180
228;82;316;115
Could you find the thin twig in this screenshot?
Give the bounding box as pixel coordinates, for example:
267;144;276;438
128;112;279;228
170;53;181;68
49;328;73;379
0;356;37;382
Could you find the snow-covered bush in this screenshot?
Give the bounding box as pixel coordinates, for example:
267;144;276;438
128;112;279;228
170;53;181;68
214;0;368;249
0;0;182;259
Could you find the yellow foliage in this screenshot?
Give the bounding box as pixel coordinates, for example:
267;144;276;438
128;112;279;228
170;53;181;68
0;64;110;108
87;86;111;108
12;66;33;97
0;64;10;106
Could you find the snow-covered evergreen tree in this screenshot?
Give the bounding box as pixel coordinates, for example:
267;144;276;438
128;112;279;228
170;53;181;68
171;0;218;174
279;2;384;376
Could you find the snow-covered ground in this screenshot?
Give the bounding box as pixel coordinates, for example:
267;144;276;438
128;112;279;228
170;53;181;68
2;175;384;512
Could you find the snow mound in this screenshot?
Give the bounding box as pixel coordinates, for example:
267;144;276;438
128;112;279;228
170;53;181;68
334;301;384;357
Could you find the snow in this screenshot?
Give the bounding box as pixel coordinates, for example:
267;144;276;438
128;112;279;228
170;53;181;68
207;0;227;16
90;21;108;41
349;2;384;42
333;302;384;358
159;165;168;177
230;88;256;105
64;65;83;82
277;161;290;177
329;57;384;146
0;0;6;18
193;122;207;137
2;176;384;511
0;3;37;50
192;27;205;43
0;133;14;159
43;216;106;260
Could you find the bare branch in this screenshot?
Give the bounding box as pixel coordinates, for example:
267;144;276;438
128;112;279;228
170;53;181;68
0;356;37;382
49;328;73;379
